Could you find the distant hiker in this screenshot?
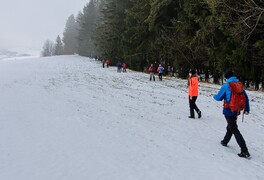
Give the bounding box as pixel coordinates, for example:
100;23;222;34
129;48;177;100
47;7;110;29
105;59;110;68
167;65;171;76
122;63;127;72
148;64;155;81
213;70;250;158
116;62;122;72
171;66;176;77
188;69;201;119
157;64;164;81
102;59;105;68
205;70;210;82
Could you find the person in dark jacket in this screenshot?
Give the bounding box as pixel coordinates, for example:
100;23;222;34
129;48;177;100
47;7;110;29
102;59;105;68
213;70;250;158
116;62;122;72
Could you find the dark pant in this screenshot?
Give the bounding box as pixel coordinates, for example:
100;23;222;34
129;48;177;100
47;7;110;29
222;116;248;153
189;96;200;117
158;73;163;81
150;73;155;81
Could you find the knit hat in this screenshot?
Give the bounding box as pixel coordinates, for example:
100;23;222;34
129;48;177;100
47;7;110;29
224;70;234;79
189;69;196;75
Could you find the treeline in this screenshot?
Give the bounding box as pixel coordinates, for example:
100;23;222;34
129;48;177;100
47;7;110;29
41;14;79;56
42;0;264;89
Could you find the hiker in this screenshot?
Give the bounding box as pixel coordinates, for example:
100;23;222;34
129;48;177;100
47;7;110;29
105;59;110;68
157;64;164;81
171;66;175;77
122;63;127;72
102;59;105;68
116;62;122;72
188;69;202;119
213;70;250;158
148;64;155;81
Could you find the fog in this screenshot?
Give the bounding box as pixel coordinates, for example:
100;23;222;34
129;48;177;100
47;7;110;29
0;0;88;50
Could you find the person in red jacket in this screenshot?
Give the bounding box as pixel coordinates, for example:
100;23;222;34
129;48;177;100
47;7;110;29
148;64;155;81
122;63;127;72
105;59;110;68
188;69;201;118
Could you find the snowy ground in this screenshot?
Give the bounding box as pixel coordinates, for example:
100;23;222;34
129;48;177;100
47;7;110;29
0;55;263;180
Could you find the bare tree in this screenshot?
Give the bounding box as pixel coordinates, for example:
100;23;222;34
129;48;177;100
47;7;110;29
41;40;54;57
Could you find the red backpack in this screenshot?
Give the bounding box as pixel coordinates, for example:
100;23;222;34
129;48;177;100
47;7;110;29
225;82;246;113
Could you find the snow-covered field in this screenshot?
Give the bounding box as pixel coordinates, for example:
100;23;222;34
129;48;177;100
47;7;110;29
0;55;263;180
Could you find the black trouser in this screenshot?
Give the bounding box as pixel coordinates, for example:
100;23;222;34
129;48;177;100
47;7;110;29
189;96;200;117
158;73;163;81
222;116;248;153
150;73;155;81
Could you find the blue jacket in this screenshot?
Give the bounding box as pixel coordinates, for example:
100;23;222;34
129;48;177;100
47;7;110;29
213;76;250;116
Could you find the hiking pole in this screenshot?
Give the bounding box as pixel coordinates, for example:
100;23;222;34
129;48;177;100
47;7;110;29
242;112;244;122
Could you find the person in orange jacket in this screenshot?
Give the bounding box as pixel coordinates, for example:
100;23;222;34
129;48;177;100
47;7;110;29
188;69;201;118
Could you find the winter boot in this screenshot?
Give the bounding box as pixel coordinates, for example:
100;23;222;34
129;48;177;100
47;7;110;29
198;111;202;118
220;140;227;147
238;151;250;158
189;109;195;119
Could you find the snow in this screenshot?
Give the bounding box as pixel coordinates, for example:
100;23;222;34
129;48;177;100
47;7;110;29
0;55;263;180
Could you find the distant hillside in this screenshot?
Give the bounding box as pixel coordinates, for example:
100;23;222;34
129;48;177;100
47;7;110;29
0;48;40;60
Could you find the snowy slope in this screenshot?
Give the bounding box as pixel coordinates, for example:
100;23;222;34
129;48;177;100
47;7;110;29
0;55;263;180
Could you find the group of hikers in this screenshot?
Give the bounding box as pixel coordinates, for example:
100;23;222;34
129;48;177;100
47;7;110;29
188;69;250;158
148;64;177;81
149;64;251;158
102;59;127;72
116;62;127;72
101;59;110;68
148;64;165;81
101;59;251;158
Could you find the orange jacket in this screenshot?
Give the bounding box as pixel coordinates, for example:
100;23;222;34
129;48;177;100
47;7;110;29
188;76;199;96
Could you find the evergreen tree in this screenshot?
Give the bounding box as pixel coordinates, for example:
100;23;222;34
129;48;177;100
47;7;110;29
122;0;160;70
94;0;132;65
77;0;99;57
54;35;64;55
63;14;78;55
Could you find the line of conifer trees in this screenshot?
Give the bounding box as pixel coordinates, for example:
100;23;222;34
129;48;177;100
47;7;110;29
42;0;264;89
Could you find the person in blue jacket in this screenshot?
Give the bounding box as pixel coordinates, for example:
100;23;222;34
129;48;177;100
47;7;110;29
213;70;250;158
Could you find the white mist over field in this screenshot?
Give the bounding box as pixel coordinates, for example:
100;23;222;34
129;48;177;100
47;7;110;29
0;55;263;180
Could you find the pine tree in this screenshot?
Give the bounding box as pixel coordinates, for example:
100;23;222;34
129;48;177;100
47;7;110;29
94;0;131;64
63;14;78;55
77;0;99;57
54;35;64;55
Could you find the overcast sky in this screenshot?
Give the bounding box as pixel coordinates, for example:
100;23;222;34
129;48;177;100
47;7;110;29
0;0;89;50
